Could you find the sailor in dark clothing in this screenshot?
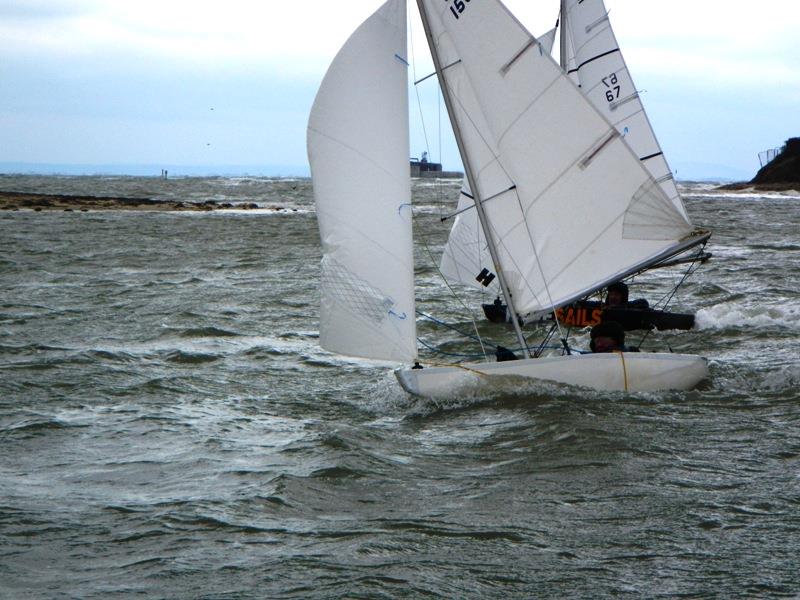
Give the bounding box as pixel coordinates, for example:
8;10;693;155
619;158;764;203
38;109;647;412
605;281;629;307
605;281;649;310
590;321;628;353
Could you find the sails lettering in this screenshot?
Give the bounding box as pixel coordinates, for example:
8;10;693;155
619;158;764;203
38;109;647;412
554;305;603;328
447;0;471;20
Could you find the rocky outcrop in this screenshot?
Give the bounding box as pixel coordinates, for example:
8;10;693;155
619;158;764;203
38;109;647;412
717;138;800;192
751;138;800;185
0;191;266;211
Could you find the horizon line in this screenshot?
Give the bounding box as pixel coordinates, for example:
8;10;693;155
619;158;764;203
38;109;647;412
0;161;745;183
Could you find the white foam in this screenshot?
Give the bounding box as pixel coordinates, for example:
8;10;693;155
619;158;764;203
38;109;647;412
212;206;313;215
684;191;800;201
91;330;322;361
696;301;800;331
758;363;800;391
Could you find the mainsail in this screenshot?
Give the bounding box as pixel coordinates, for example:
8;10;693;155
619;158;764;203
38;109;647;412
307;0;416;362
563;0;687;220
421;0;700;316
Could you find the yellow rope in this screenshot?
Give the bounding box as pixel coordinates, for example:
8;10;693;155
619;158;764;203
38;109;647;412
453;363;491;378
616;351;629;392
416;359;491;378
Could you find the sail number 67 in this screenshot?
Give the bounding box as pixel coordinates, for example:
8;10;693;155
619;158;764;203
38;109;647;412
602;72;620;102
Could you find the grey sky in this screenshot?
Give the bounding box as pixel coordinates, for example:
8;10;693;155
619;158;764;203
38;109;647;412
1;0;798;179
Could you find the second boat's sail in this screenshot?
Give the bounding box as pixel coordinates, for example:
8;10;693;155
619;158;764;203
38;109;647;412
307;0;416;362
563;0;687;220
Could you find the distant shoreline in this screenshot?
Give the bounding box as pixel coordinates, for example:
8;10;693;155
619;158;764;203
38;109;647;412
716;182;799;193
0;191;262;212
3;181;797;214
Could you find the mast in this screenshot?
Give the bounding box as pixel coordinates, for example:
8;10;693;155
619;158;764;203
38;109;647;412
559;0;568;70
416;0;530;359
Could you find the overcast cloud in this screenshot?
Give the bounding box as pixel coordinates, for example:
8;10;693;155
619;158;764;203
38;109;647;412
1;0;798;178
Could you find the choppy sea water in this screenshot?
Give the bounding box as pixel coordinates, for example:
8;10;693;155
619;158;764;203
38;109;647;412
1;175;799;599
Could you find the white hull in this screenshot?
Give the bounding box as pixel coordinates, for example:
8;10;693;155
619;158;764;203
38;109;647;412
395;352;708;398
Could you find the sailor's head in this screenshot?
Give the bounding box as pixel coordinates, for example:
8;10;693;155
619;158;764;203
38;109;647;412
606;281;629;307
590;321;626;353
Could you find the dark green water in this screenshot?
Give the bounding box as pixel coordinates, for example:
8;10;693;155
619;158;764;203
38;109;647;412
1;176;799;598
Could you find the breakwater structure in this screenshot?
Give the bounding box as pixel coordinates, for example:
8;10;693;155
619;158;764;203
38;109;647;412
410;152;462;179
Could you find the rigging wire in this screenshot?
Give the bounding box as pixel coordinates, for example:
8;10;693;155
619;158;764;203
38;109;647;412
632;246;707;349
436;81;449;232
438;83;443;169
416;310;575;358
646;250;704;312
416;238;489;358
531;322;560;358
407;3;430;155
418;335;579;359
416;309;488;349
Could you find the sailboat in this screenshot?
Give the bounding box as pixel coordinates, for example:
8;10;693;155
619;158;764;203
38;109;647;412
307;0;711;398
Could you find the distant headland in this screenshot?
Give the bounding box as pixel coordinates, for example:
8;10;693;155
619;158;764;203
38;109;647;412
718;138;800;192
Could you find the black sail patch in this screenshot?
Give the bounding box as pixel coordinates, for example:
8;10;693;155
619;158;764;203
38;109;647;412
476;268;496;287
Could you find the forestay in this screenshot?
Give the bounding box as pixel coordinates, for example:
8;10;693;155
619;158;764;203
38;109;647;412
307;0;416;362
564;0;687;220
421;0;696;316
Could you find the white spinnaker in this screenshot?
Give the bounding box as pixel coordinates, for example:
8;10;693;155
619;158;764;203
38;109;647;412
308;0;416;363
420;0;693;315
564;0;688;221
